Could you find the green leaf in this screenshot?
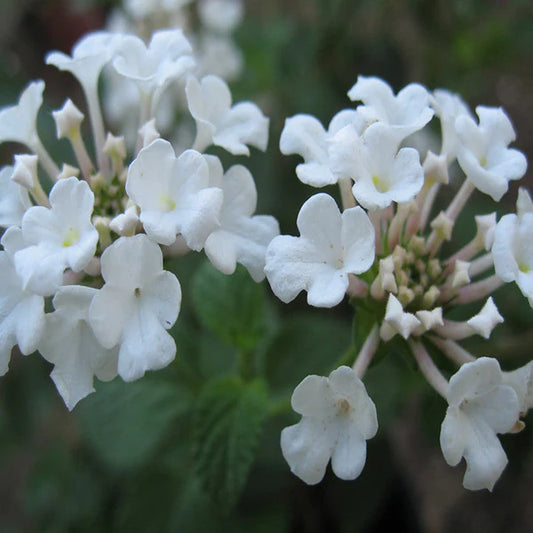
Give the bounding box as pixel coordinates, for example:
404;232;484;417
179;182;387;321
193;377;268;507
192;262;266;352
76;377;191;471
264;311;351;394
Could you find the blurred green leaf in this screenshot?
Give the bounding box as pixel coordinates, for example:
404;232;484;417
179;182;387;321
264;311;351;394
192;262;266;353
193;376;268;507
76;377;191;471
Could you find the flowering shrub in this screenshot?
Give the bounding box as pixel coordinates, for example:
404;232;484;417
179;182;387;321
1;4;533;529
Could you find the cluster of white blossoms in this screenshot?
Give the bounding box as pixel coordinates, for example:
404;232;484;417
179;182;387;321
267;75;532;491
0;28;276;410
105;0;245;138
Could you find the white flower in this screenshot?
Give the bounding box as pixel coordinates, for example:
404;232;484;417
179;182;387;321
126;138;223;248
440;357;519;491
113;29;194;107
492;212;533;306
330;122;424;210
281;366;378;485
39;286;118;411
88;235;181;382
185;74;269;155
46;32;120;98
265;193;375;308
431;89;472;162
8;177;98;296
204;164;279;281
279;110;364;187
456;106;527;201
0;166;31;227
0;251;45;375
198;0;244;33
195;34;243;82
516;187;533;219
502;361;533;416
0;80;44;151
347;76;434;140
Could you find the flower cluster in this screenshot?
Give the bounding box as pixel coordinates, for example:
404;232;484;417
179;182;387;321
268;75;532;491
105;0;245;138
0;28;276;410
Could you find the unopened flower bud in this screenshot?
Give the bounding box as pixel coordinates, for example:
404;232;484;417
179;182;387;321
12;153;38;189
53;99;84;139
451;260;471;288
57;163;80;180
423;285;440;308
430;211;453;241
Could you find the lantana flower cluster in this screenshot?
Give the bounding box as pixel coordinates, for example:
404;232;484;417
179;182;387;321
267;75;532;491
0;27;276;410
105;0;245;138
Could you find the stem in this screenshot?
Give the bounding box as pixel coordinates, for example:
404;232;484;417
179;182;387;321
346;274;368;298
83;82;109;176
31;138;59;181
469;253;493;278
238;349;254;381
338;177;355;209
352;324;379;379
445;178;475;222
418;182;440;233
408;339;448;399
432;320;473;340
452;274;503;305
427;335;476;366
70;129;94;181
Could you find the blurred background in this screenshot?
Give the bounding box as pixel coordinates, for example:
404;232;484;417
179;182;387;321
0;0;533;531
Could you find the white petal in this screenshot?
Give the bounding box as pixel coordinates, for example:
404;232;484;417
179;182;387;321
330;420;367;480
280;417;336;485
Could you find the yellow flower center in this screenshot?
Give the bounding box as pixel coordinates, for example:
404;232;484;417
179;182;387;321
62;227;80;247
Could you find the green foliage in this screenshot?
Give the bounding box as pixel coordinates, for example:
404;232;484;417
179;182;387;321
76;376;192;471
193;376;269;508
192;262;266;353
264;311;351;395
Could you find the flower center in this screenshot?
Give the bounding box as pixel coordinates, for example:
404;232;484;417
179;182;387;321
372;175;390;193
519;262;530;274
336;398;351;414
62;227;80;247
158;195;177;212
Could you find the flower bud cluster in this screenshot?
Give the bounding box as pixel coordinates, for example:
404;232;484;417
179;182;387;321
0;27;277;410
269;75;532;491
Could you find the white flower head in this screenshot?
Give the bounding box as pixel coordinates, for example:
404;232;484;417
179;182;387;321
279;110;365;187
46;32;120;97
0;80;44;151
456;106;527;201
204;164;279;281
198;0;244;33
431;88;472;162
0;166;31;228
347;76;434;141
265;193;375;308
440;357;519;491
492;212;533;306
281;366;378;485
0;252;45;374
185;74;269;155
503;361;533;416
126;138;223;249
8;177;98;296
330;122;424;210
39;285;118;411
88;235;181;382
195;34;243;81
113;29;194;103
